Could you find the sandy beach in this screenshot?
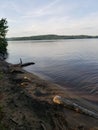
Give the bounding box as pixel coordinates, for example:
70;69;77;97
0;59;98;130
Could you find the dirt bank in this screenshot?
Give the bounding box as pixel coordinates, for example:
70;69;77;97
0;60;98;130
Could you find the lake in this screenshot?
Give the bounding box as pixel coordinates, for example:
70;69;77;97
6;39;98;95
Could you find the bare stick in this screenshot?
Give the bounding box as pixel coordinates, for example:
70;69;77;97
20;62;35;67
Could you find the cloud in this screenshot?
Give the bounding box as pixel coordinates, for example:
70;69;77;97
5;0;98;37
0;1;20;13
8;13;98;37
22;0;61;18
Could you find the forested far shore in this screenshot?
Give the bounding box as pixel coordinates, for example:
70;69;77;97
7;34;98;41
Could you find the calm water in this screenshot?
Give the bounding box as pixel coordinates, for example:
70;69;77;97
7;39;98;94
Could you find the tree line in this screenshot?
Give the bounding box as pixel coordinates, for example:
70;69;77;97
8;34;98;41
0;18;8;57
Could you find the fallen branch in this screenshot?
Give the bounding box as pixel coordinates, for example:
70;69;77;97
53;95;98;119
20;62;35;67
19;58;35;67
12;58;35;67
40;123;47;130
9;59;35;73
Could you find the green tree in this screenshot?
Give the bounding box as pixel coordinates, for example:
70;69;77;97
0;18;8;55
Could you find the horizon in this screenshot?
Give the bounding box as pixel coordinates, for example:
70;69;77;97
0;0;98;37
7;34;98;38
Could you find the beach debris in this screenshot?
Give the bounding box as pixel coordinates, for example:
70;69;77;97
19;58;35;67
9;59;35;74
23;76;31;81
53;95;98;119
40;121;47;130
24;76;28;79
20;82;29;87
53;95;62;104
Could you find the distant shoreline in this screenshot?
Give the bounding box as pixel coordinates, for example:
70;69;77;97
7;34;98;41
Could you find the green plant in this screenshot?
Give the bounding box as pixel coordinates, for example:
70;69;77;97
0;18;8;55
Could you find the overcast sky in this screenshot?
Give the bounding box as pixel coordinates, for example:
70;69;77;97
0;0;98;37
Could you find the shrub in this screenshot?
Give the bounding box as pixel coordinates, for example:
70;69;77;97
0;18;8;55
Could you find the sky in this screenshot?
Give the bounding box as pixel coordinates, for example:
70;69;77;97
0;0;98;37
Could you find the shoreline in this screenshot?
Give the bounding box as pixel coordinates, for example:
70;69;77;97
0;60;98;129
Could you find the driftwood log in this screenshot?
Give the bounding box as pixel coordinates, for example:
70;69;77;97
53;95;98;119
12;58;35;67
9;59;35;73
13;58;35;67
20;62;35;67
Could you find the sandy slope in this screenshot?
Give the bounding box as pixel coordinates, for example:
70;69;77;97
0;60;98;130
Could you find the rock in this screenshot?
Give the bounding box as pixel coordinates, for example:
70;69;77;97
0;53;8;60
0;54;4;60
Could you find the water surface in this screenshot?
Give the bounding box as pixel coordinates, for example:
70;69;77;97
7;39;98;95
